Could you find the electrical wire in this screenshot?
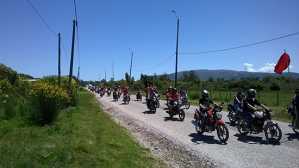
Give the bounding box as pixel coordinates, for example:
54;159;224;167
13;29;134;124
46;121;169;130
135;53;175;72
25;0;57;36
180;31;299;55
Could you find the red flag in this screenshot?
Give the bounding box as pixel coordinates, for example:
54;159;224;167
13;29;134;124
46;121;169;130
274;52;290;74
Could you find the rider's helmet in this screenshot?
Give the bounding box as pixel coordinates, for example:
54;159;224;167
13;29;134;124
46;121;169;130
202;90;209;98
237;91;245;100
247;89;257;98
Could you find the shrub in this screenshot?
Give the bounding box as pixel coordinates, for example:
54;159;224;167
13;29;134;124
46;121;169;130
0;64;17;85
0;79;16;119
189;90;199;100
42;76;79;106
30;81;70;125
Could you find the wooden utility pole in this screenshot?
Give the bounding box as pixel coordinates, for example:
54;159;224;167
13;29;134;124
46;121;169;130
112;61;114;81
68;19;77;92
174;17;179;88
58;33;61;86
129;51;133;84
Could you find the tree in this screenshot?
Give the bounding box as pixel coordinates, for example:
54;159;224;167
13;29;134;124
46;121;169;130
270;82;280;91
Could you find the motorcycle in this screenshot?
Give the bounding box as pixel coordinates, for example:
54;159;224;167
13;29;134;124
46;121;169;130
194;104;229;143
107;89;111;96
146;95;160;113
136;92;142;101
227;104;242;125
123;94;130;104
100;90;105;97
237;108;282;144
181;96;190;109
113;91;119;101
166;101;185;121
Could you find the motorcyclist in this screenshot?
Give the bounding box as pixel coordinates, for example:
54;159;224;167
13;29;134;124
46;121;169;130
289;89;299;128
199;90;214;109
122;86;129;96
165;86;173;104
168;87;180;111
233;91;245;114
197;90;214;120
136;90;142;100
243;89;269;128
179;88;187;100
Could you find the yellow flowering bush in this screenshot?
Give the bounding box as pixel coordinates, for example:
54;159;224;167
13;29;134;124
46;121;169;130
30;81;70;125
42;76;79;106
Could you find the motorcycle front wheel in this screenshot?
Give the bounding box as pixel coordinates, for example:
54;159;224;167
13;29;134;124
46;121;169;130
185;102;190;109
217;124;229;143
293;127;299;134
195;118;204;135
264;122;282;144
179;110;185;121
227;111;236;125
237;119;249;136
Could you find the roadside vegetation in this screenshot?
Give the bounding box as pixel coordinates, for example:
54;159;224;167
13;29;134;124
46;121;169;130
84;71;298;122
0;64;165;167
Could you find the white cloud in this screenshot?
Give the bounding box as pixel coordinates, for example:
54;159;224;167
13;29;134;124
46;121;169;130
243;62;288;73
258;63;275;73
243;63;255;72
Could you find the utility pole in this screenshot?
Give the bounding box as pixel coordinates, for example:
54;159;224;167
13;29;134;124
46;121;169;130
129;51;133;84
174;16;180;88
112;61;114;81
68;19;77;92
105;70;107;82
58;33;61;86
77;66;80;80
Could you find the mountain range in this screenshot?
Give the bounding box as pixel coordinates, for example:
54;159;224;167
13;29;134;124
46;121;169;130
166;69;299;80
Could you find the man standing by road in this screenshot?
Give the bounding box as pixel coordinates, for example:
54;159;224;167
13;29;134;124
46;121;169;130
292;89;299;128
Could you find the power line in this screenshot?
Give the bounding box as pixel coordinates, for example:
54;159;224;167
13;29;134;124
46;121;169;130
180;31;299;55
135;53;175;72
25;0;57;36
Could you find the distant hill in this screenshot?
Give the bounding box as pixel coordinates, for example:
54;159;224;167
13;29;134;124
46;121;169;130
0;63;34;81
166;69;299;80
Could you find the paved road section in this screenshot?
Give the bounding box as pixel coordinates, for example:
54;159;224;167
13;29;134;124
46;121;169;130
97;94;299;168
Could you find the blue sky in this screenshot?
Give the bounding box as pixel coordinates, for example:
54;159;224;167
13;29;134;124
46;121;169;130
0;0;298;80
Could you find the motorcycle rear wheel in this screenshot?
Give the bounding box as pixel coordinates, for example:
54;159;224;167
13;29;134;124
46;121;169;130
264;122;282;144
217;124;229;143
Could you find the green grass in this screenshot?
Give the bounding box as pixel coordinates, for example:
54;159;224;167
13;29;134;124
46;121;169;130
0;90;166;168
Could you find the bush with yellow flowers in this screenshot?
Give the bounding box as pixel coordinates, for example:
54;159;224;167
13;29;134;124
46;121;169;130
30;81;70;125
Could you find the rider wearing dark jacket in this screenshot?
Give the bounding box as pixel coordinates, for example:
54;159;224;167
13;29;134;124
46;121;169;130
243;89;269;126
233;91;245;113
291;89;299;128
199;90;214;109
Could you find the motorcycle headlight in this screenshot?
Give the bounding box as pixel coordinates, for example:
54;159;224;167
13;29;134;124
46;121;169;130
215;112;222;120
